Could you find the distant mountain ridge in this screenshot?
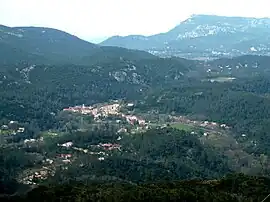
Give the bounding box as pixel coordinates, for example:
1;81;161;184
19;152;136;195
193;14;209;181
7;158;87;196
0;25;100;65
100;14;270;59
0;25;161;66
0;23;195;131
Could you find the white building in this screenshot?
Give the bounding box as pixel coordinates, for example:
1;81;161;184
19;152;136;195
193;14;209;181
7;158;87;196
24;139;36;143
61;142;73;148
127;103;134;107
98;157;105;161
138;119;146;126
17;127;25;133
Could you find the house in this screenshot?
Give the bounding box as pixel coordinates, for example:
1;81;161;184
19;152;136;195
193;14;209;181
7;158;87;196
63;105;93;115
61;142;73;148
100;104;120;116
24;139;36;143
100;143;112;147
81;109;92;114
45;159;53;164
60;154;72;159
17;127;25;133
98;157;105;161
1;125;8;130
62;159;71;163
40;170;48;176
99;143;121;150
200;122;208;127
161;124;167;129
138;119;146;126
117;128;127;133
94;113;102;119
63;107;74;112
220;124;227;128
125;115;138;125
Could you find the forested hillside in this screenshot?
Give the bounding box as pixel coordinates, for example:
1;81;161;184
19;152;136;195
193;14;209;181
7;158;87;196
1;24;270;201
2;174;270;202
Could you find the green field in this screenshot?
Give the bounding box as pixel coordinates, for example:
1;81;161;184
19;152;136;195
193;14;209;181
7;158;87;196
170;123;194;131
0;129;14;135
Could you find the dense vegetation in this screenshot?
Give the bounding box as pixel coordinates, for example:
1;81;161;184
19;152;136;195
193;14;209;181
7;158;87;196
2;174;270;202
2;25;270;201
0;126;233;198
139;77;270;155
40;128;230;184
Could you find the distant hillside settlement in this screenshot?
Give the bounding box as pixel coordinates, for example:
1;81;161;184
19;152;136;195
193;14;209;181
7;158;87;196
63;103;146;126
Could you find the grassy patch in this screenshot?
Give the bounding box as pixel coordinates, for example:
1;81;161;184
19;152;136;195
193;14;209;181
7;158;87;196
0;129;14;135
41;132;57;137
40;131;64;141
170;123;194;131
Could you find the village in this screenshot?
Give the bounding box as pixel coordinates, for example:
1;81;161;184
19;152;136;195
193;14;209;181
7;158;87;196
62;101;231;136
2;101;235;186
63;102;147;126
19;138;124;185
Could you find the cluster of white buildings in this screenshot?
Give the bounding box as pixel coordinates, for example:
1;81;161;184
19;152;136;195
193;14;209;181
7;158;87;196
199;121;230;130
1;122;25;133
63;103;147;127
21;169;52;185
63;103;120;119
97;143;121;151
24;137;44;144
123;114;146;126
63;104;93;114
58;141;73;148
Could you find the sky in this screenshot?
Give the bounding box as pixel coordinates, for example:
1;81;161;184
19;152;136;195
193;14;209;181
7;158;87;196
1;0;270;42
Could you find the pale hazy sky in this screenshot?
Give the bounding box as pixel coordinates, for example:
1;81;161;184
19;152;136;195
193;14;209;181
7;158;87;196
1;0;270;42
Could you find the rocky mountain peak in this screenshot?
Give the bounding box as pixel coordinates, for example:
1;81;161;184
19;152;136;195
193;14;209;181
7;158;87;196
101;15;270;59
